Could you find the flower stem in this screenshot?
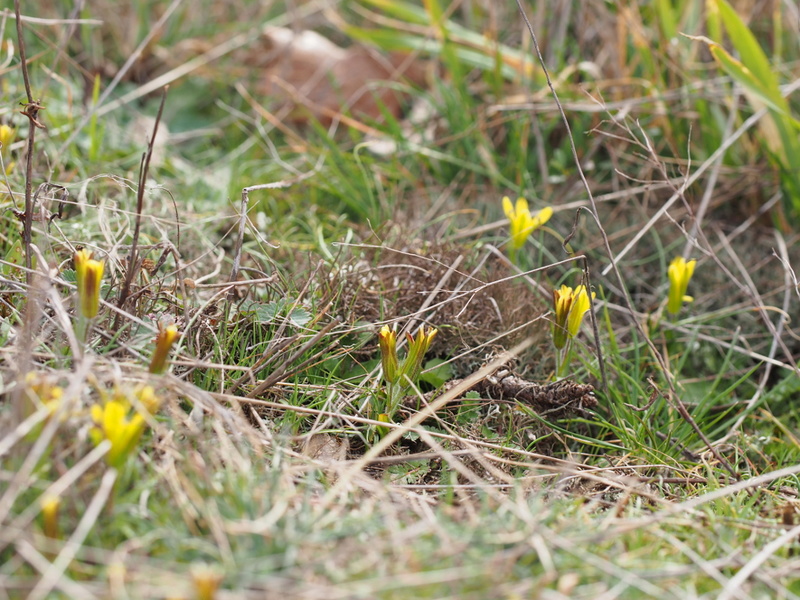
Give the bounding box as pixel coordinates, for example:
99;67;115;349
76;313;93;350
555;340;574;379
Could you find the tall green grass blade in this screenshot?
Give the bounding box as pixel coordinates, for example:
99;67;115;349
656;0;678;41
712;0;778;94
88;74;103;162
693;0;800;214
345;0;546;85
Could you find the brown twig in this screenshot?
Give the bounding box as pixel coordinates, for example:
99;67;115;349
14;0;45;286
228;182;286;295
625;377;662;412
581;255;607;394
116;87;168;318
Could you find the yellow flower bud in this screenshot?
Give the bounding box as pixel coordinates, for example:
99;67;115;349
148;323;179;374
40;494;61;539
136;384;162;414
74;249;105;319
0;124;15;152
191;563;224;600
376;412;391;437
378;325;399;384
0;124;15;173
667;256;697;315
553;285;595;349
401;326;438;384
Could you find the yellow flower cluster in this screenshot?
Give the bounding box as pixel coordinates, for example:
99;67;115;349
23;372;63;417
378;324;437;386
376;324;438;423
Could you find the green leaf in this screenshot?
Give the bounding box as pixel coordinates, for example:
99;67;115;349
358;0;430;25
249;300;312;327
712;0;778;96
707;45;787;115
418;358;452;388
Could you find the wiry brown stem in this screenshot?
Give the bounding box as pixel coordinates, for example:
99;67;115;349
15;0;45;286
116;87;168;319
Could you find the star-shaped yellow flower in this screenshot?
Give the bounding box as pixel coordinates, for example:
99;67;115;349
502;196;553;253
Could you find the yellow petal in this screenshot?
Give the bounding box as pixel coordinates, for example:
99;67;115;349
103;401;127;443
502;196;515;219
514;197;530;217
533;206;554;227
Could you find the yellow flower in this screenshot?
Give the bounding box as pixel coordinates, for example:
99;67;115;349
552;285;595;349
21;372;66;428
89;399;145;468
378;325;399;384
376;412;391;436
191;563;224;600
74;249;105;319
135;384;162;414
667;257;696;315
24;371;63;410
502;196;553;253
148;323;179;374
0;124;15;149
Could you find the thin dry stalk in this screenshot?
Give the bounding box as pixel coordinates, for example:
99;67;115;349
718;522;800;600
228;182;288;290
246;316;343;398
116;87;168;316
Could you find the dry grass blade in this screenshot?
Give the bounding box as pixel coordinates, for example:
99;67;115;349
718;522;800;600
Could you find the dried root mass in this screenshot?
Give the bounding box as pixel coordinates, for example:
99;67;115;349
416;368;596;420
